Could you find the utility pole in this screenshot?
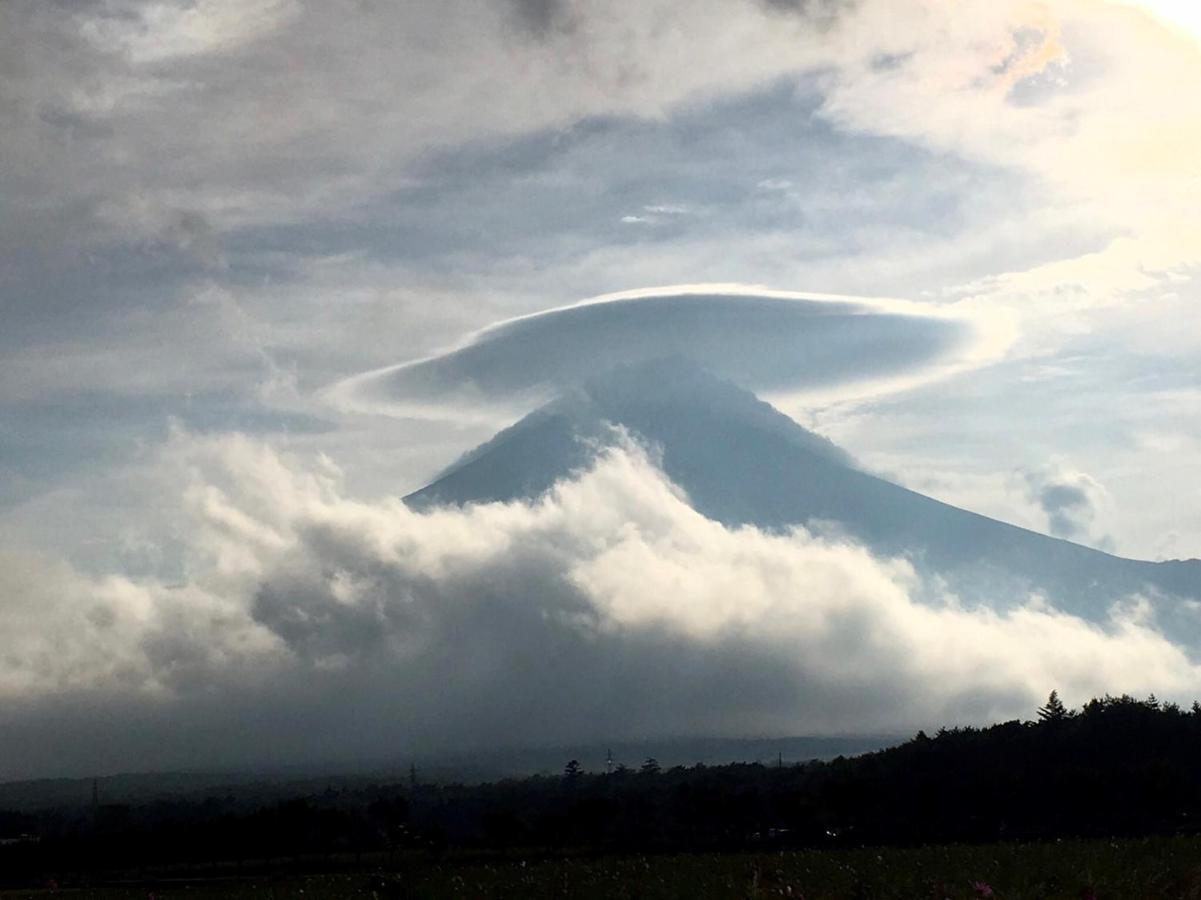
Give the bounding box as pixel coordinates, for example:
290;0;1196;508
606;748;613;775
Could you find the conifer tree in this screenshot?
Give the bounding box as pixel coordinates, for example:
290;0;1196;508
1037;689;1070;722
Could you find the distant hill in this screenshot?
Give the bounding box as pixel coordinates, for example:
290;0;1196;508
408;358;1200;640
0;734;900;814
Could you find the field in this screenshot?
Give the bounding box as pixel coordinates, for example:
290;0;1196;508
5;837;1201;899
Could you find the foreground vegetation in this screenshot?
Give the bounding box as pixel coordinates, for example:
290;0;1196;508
4;838;1201;898
3;694;1201;896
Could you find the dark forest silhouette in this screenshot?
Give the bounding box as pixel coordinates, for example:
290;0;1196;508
2;693;1201;888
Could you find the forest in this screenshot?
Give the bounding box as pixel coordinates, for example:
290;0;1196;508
3;693;1201;894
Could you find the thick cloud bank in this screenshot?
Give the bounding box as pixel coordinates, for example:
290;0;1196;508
333;288;987;419
1;431;1198;777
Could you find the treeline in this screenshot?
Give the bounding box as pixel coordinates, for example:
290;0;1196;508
401;693;1201;850
2;693;1201;884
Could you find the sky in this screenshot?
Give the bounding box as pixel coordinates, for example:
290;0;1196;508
2;0;1200;776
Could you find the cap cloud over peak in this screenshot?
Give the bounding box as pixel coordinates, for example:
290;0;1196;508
334;287;987;420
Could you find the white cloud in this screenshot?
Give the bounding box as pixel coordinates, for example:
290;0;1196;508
332;286;1003;423
79;0;300;64
2;431;1198;776
821;0;1201;314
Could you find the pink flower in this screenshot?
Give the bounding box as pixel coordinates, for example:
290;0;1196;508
972;882;994;898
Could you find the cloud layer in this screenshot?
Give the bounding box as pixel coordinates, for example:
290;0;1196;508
2;431;1197;778
334;287;988;419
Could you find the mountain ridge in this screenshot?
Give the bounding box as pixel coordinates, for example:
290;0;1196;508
406;359;1199;643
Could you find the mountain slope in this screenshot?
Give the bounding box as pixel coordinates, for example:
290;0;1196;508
407;359;1200;640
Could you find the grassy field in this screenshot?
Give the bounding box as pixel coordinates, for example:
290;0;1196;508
5;837;1201;899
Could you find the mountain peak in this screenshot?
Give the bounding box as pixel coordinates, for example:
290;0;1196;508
407;358;853;511
406;358;1198;638
570;356;853;464
575;355;752;406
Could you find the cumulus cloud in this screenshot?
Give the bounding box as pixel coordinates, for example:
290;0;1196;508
1;431;1198;778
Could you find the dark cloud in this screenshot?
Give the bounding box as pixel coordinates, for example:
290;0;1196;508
1040;483;1093;538
1021;464;1111;546
160;209;225;268
759;0;854;27
507;0;574;35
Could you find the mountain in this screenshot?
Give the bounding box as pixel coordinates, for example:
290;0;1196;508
407;359;1200;642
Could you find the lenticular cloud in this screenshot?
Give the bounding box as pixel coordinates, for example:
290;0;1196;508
332;287;985;419
0;431;1198;777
